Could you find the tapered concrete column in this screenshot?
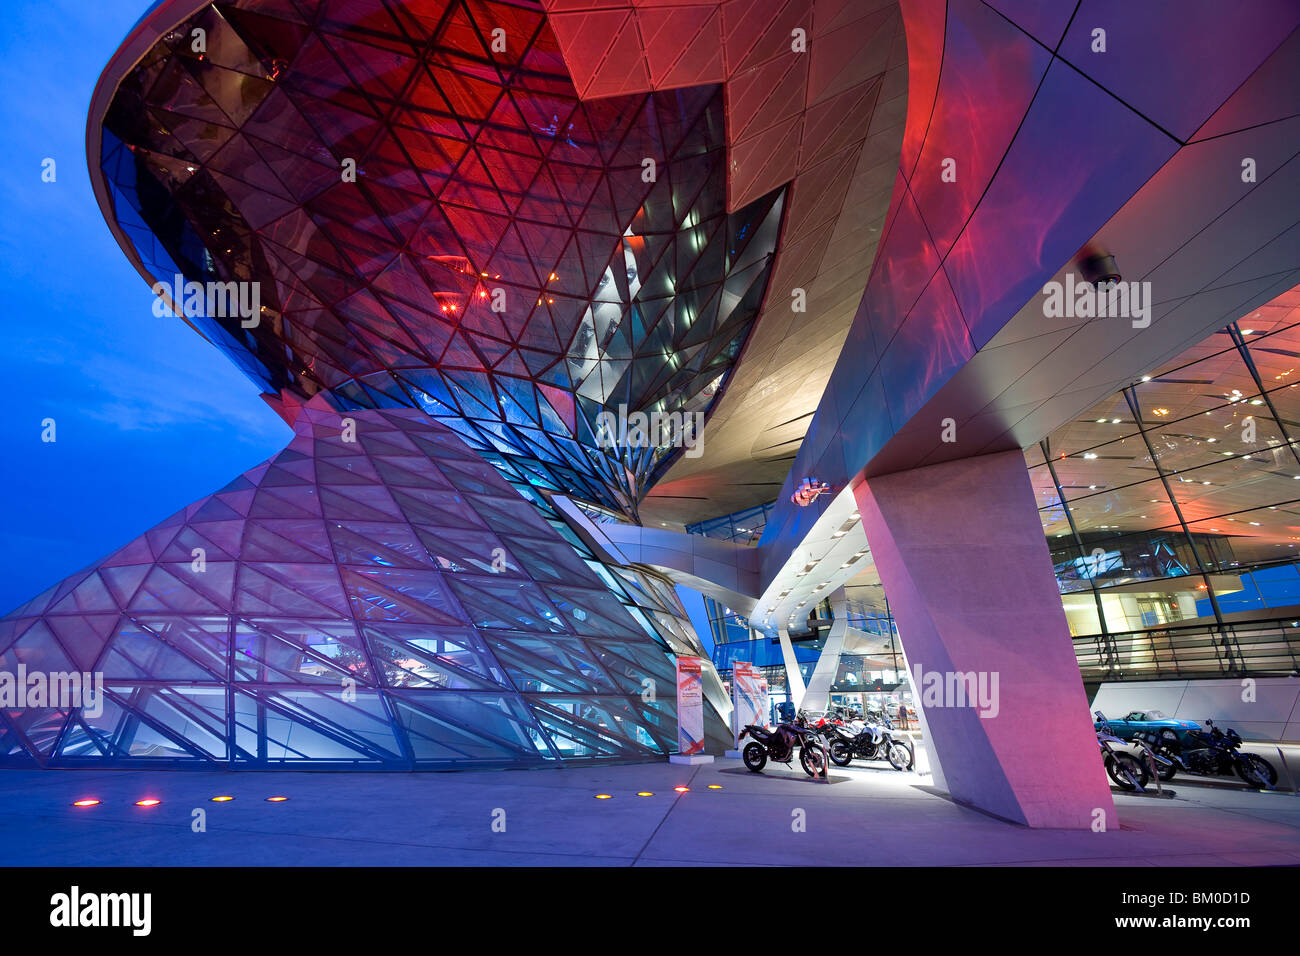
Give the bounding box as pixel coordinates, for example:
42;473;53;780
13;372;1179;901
777;626;807;710
802;588;848;711
854;450;1114;829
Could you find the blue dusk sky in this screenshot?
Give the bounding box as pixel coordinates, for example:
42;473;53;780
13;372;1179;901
0;1;291;614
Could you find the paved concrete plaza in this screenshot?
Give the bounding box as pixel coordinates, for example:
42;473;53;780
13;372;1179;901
3;751;1298;867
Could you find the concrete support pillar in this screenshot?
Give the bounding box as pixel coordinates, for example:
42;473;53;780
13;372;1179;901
777;626;807;711
802;588;848;711
854;449;1114;829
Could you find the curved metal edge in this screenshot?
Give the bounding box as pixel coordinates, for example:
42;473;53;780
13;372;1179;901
85;0;215;340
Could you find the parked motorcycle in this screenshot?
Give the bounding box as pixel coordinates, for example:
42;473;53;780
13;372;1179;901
739;719;828;777
1134;719;1277;787
804;712;844;736
824;713;914;771
1096;713;1152;791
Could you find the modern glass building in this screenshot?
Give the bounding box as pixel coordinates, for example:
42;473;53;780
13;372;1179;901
3;0;1298;830
1;405;703;767
1032;306;1300;684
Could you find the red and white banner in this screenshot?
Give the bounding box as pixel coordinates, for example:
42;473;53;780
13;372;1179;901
732;661;766;749
675;656;705;756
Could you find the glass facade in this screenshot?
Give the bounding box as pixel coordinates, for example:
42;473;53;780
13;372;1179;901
684;503;909;712
686;504;793;664
97;0;784;520
683;309;1300;696
31;0;771;770
1032;314;1300;682
685;504;816;715
0;406;729;768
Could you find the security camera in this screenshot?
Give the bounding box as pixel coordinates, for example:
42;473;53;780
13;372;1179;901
1080;252;1121;288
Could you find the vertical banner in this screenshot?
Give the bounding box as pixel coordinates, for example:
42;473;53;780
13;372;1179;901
732;661;765;749
675;656;705;756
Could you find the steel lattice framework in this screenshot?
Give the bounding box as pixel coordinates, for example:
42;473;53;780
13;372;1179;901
0;404;729;768
98;0;784;517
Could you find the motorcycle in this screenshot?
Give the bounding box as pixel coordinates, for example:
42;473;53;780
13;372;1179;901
823;712;914;771
739;719;829;777
1134;718;1277;788
1096;713;1153;791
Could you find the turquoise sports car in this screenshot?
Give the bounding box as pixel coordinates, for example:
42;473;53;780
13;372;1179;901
1093;709;1200;740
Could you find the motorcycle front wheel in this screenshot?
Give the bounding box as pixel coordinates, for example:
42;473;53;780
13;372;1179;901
1105;753;1149;791
742;742;767;773
828;740;853;767
1155;759;1177;782
1236;754;1278;788
887;741;914;771
800;745;826;778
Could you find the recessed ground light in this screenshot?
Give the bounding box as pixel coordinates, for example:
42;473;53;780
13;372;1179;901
1083;452;1097;459
265;796;289;803
636;791;654;797
72;799;100;807
707;784;723;790
135;799;161;807
1241;329;1254;335
1207;438;1216;442
210;796;234;803
1096;418;1107;423
674;786;690;793
1141;375;1151;382
594;794;613;800
1111;419;1120;424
